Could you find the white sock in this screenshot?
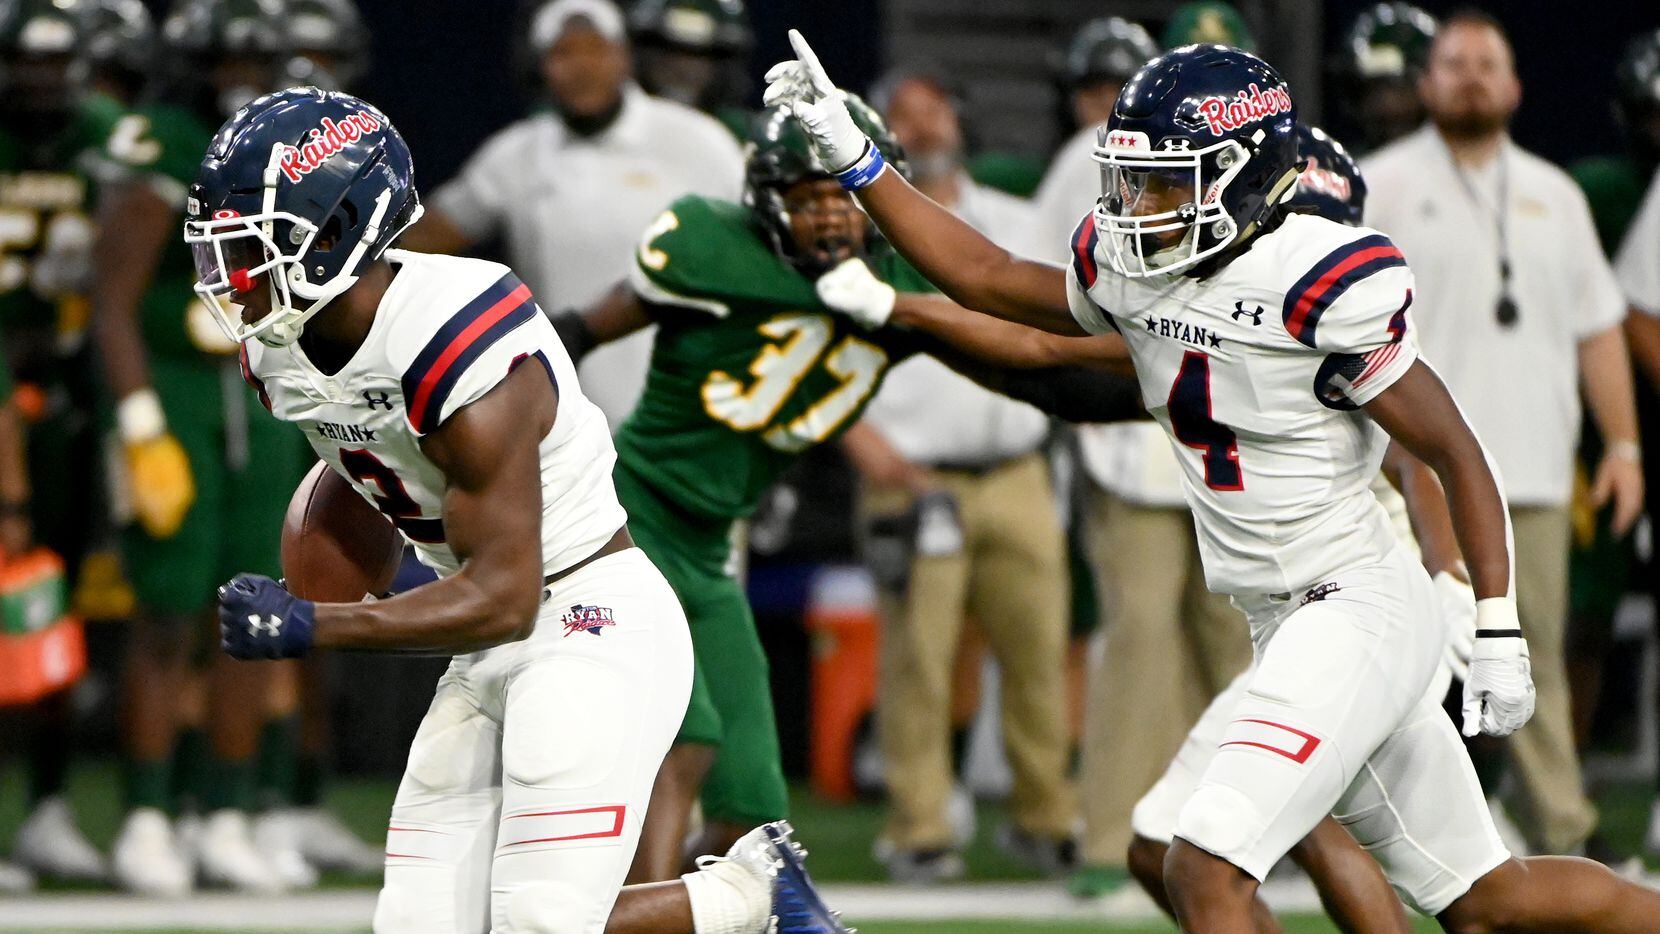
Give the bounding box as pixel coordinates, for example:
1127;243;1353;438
682;859;771;934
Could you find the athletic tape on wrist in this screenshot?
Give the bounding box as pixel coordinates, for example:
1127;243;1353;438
835;139;886;191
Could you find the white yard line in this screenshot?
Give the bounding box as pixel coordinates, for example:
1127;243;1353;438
2;874;1655;930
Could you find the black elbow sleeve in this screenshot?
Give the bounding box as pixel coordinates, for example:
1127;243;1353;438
551;310;596;365
1002;366;1147;424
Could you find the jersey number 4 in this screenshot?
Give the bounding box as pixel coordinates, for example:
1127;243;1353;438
1167;351;1243;491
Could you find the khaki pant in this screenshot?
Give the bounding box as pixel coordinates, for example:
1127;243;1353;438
1505;505;1598;853
1078;491;1252;867
873;453;1075;849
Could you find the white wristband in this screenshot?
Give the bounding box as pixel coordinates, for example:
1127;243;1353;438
1474;596;1521;636
117;388;166;443
1608;439;1642;464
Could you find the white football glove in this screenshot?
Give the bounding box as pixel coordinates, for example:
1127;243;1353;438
1432;570;1476;682
1460;597;1535;738
815;258;895;329
763;29;875;177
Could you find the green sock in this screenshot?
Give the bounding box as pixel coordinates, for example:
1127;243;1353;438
294;754;326;808
124;757;173;812
171;728;208;813
256;717;299;810
201;755;257;813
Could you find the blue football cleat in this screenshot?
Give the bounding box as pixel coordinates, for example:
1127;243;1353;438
764;821;854;933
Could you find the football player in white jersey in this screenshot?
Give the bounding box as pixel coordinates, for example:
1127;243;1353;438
812;123;1444;931
768;34;1660;932
185;88;850;934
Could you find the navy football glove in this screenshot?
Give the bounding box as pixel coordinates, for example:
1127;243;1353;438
217;573;315;660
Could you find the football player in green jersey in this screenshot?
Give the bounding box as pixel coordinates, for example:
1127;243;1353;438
89;0;309;896
553;98;1142;881
0;0;127;886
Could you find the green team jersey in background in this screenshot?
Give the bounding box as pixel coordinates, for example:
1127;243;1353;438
1570;154;1651;255
615;193;931;520
95;101;307;614
0;95;119;349
94;102;240;360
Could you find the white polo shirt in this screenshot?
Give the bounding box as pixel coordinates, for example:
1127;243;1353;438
1616;166;1660;315
1030;126;1188;506
1362;127;1626;507
861;175;1051;466
432;84;744;429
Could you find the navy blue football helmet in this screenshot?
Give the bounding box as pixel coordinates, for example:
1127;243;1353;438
1093;44;1299;276
1287;123;1366;226
184;87;423;346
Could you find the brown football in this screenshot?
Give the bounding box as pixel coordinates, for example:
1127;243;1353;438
281;460;403;602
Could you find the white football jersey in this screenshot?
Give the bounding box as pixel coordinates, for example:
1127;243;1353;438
243;250;626;579
1066;212;1419;595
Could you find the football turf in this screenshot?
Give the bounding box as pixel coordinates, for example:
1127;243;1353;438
0;761;1649;932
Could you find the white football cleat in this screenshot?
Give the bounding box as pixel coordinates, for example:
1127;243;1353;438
195;809;288;894
289;806;385;874
252;811;319;889
0;858;36;894
112;808;192;897
13;795;108;882
12;795;108;882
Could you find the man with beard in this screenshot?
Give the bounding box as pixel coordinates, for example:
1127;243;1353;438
1362;10;1643;860
554;99;1142;883
842;65;1074;884
403;0;742;431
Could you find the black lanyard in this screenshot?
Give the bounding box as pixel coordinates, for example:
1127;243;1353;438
1447;144;1519;327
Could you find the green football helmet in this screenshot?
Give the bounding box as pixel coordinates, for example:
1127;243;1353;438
629;0;750;56
743;93;906;274
1160;1;1255;53
0;0;89;126
80;0;153;101
158;0;290;118
1343;2;1436;81
1055;16;1158;92
284;0;368;91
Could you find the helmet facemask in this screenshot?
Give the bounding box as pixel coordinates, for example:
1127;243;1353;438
1092;127;1253;278
185;141;421;347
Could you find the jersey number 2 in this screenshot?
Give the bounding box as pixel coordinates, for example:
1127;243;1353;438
1167;351;1243;491
338;449;445;544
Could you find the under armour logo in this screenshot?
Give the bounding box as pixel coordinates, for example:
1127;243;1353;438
363;390;393;410
246;614;283;638
1232;301;1264;326
1157;138;1193;151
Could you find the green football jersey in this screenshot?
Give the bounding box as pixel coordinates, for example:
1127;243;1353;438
93;103;235;361
0;96;119;341
614;194;931;521
1569;154;1649;256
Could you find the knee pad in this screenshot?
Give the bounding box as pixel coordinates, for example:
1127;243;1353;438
504;657;626;791
497;880;593;934
1173;782;1264;867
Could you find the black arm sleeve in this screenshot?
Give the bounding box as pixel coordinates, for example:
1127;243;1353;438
896;330;1147;424
550;309;596;365
990;365;1147;423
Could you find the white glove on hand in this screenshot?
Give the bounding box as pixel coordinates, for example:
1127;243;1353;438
815;258;895;329
763;29;875;177
1432;570;1476;682
1461;597;1536;738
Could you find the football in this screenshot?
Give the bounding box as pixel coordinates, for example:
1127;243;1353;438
281;460;404;603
